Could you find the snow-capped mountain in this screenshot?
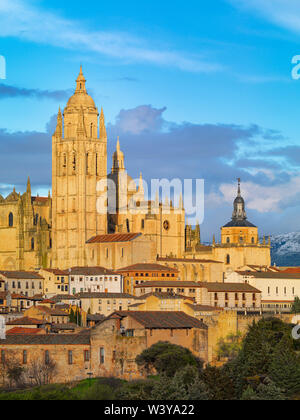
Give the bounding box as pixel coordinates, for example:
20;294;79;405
271;232;300;267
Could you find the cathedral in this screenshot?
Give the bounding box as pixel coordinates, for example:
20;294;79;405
0;68;271;272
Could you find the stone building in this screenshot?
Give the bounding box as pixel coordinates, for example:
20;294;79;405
68;266;123;295
0;311;208;384
0;179;51;271
185;180;271;271
0;271;44;298
116;263;179;295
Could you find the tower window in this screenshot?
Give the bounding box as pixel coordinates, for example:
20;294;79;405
226;255;230;265
126;219;130;233
31;238;34;251
226;237;230;244
8;213;13;227
86;153;89;174
141;220;145;230
251;237;255;244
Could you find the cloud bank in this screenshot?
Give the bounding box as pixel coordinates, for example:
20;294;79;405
0;0;221;73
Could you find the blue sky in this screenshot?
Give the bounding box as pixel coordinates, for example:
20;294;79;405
1;0;300;240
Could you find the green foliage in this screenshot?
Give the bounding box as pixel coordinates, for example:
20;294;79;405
199;365;235;400
241;378;286;401
136;341;202;377
269;335;300;397
291;297;300;314
216;332;243;361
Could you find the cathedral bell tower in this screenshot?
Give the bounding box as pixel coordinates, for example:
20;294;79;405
52;66;107;269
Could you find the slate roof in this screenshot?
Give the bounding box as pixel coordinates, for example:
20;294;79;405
223;220;257;228
35;306;68;316
0;334;90;345
110;311;208;330
86;233;142;244
236;271;300;279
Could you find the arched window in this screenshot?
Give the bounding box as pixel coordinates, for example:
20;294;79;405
31;238;35;251
8;213;13;227
72;153;76;171
126;219;130;233
141;219;145;230
90;123;93;138
226;237;230;244
226;254;230;265
251;237;255;244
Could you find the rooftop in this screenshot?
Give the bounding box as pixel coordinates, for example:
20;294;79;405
76;292;136;299
68;266;117;276
109;311;208;330
7;317;46;326
86;233;142;244
117;263;179;273
0;271;44;280
0;334;90;345
157;257;223;264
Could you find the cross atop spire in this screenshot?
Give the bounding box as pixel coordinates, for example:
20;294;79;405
75;65;87;93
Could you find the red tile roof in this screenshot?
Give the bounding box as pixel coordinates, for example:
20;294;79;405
0;271;44;280
42;268;69;276
117;263;178;273
86;233;142;243
7;317;46;326
7;328;44;335
282;267;300;274
157;257;223;264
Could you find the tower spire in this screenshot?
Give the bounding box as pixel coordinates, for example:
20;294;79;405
75;65;87;93
99;107;107;140
27;176;31;195
232;178;247;221
55;107;63;138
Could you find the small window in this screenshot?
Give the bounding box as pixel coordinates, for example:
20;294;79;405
68;351;73;365
84;350;90;362
226;255;230;265
45;350;50;365
31;238;35;251
100;347;105;364
23;350;27;365
8;213;13;227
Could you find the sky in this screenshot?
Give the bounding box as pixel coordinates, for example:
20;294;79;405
1;0;300;241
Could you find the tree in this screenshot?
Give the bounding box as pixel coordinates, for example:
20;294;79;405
216;332;243;361
136;342;203;377
269;335;300;397
200;365;235;400
241;378;285;401
291;297;300;314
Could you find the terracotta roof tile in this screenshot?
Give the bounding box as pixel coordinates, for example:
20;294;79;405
117;263;178;273
7;328;45;335
7;317;46;326
0;271;44;280
68;267;117;276
0;334;90;345
86;233;142;243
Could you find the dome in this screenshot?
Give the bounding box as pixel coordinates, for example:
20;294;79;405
66;91;96;109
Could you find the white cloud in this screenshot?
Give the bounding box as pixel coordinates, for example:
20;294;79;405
0;0;222;73
219;176;300;213
229;0;300;34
